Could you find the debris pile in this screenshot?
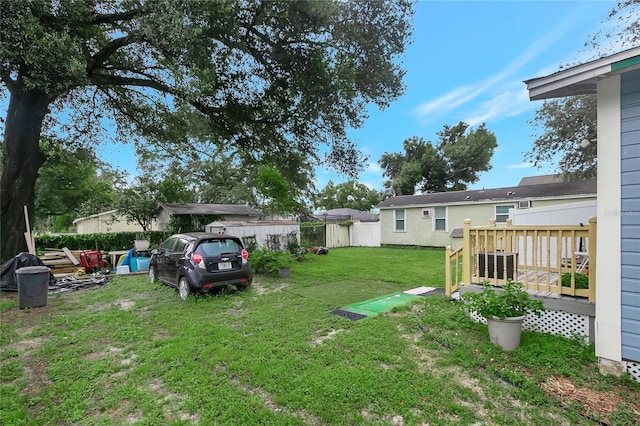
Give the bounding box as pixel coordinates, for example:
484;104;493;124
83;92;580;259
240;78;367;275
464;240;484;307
39;248;85;275
49;272;113;294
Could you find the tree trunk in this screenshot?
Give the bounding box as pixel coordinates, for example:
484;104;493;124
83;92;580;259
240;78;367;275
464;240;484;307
1;89;50;263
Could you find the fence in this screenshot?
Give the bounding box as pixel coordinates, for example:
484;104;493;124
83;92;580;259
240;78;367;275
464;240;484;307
300;222;381;248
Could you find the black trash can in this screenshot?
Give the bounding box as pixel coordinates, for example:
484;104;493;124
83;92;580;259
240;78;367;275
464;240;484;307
16;266;50;309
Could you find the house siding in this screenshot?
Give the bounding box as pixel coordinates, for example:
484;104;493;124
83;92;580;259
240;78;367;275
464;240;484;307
621;68;640;363
379;197;595;249
74;211;155;234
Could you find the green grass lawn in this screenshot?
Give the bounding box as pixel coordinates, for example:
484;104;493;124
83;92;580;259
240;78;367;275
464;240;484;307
1;246;639;425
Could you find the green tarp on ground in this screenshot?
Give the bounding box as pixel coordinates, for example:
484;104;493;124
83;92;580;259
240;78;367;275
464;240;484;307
339;292;421;318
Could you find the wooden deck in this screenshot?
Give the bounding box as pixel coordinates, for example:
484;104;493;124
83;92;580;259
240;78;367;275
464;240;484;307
446;217;596;301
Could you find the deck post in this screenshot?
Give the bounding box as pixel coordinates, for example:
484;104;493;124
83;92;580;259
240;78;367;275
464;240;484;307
445;245;452;297
462;219;472;287
505;218;513;252
588;216;597;302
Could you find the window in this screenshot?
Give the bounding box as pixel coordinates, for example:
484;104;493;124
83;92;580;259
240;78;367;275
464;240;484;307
421;209;431;218
434;207;446;231
495;204;515;223
197;238;241;257
394;209;405;232
160;237;178;252
174;238;188;253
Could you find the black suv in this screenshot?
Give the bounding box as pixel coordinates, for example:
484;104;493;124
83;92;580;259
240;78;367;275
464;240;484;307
149;233;253;300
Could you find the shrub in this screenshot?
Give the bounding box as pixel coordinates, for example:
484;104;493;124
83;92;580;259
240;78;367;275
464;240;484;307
561;273;589;289
35;231;171;252
464;279;545;320
248;248;294;275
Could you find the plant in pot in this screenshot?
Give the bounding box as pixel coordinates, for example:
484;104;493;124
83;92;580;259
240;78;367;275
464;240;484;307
249;248;294;278
464;279;545;351
273;251;294;278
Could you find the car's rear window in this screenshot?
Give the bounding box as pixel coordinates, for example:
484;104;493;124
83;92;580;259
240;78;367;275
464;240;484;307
195;239;242;257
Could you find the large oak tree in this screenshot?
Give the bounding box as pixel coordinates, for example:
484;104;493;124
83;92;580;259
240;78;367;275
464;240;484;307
379;122;497;196
0;0;414;262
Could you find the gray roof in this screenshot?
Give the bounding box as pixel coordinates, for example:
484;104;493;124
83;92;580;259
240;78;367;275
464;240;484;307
207;220;298;227
158;203;261;216
450;228;463;238
377;179;596;209
518;174;564;186
314;208;379;221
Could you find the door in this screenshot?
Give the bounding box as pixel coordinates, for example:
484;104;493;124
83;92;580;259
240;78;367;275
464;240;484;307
155;237;178;282
165;238;189;285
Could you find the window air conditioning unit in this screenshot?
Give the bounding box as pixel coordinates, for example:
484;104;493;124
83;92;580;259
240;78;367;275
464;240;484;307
422;209;431;218
518;200;532;209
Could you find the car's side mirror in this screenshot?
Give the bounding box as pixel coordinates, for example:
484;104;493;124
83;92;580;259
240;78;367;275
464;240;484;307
151;249;159;255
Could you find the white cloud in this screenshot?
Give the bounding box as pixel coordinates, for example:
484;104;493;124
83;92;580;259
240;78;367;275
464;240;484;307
413;17;573;126
508;162;535;169
365;162;382;173
413;84;481;119
465;86;534;126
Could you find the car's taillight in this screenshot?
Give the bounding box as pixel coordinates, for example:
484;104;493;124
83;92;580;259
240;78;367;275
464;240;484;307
241;249;249;264
192;253;203;264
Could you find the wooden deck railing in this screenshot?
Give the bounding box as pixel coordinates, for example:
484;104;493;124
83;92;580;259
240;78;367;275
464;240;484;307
445;217;596;302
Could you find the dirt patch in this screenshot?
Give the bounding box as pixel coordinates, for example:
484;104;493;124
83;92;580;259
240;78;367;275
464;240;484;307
115;299;135;310
540;375;640;424
1;292;53;324
251;281;289;295
309;328;344;347
149;379;201;423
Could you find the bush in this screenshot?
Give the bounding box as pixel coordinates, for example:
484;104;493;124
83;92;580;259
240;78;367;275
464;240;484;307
248;248;294;275
35;231;171;252
464;279;545;320
561;272;589;289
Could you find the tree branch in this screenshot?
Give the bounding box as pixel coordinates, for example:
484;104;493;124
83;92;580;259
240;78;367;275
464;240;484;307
88;35;139;72
91;9;145;25
1;68;16;93
89;73;174;93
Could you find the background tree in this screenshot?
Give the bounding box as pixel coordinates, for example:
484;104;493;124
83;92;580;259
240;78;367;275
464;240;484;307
525;94;597;181
379;122;497;195
114;175;193;232
313;180;381;212
137;143;315;207
524;0;639;182
0;0;414;262
586;0;640;56
254;166;303;217
35;138;118;232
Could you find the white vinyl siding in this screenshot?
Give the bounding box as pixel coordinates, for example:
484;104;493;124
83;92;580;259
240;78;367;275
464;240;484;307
495;204;514;223
394;209;406;232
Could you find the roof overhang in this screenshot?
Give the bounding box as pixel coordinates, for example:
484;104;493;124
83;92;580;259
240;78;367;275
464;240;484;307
525;47;640;101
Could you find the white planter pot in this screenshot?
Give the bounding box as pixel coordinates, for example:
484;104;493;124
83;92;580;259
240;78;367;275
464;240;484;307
134;240;150;251
486;315;526;351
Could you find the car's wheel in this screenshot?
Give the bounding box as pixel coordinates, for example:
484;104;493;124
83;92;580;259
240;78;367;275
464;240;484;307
178;277;191;301
236;282;252;291
148;266;157;283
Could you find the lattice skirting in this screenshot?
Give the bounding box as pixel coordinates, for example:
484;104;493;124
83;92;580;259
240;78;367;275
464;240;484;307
626;361;640;383
469;309;590;341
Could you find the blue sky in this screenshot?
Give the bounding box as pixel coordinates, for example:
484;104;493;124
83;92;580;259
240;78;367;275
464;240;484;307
312;0;617;192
